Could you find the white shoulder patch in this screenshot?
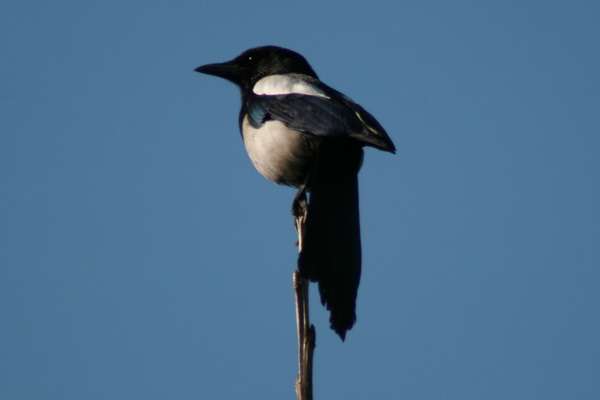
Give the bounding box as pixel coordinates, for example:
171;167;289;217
252;74;328;98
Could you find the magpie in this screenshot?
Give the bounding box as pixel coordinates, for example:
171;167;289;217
195;46;395;340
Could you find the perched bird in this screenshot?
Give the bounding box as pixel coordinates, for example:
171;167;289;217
195;46;395;340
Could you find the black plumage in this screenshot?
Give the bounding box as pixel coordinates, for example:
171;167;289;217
195;46;394;340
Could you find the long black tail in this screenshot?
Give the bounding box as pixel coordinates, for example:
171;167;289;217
298;140;363;341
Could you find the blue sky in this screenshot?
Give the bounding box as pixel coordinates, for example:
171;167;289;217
1;1;599;399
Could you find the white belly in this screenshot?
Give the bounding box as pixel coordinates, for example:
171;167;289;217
241;116;315;187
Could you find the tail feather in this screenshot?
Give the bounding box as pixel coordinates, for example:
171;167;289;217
298;140;363;340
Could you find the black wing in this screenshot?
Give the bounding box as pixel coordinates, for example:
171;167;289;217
247;85;395;153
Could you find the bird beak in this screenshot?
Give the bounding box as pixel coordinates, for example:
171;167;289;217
194;59;241;83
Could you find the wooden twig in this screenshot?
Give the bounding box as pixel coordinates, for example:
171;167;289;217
293;190;316;400
294;271;315;400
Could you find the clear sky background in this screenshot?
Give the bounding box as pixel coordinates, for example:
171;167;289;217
2;1;599;399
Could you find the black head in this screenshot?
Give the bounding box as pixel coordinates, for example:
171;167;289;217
195;46;318;91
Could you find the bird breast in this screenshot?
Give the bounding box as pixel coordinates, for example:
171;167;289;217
241;115;315;187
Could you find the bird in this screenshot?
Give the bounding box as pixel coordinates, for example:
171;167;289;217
195;46;395;340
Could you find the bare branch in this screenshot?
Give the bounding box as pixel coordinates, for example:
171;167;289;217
293;190;316;400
